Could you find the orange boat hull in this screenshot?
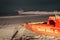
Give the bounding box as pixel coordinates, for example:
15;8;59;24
23;23;60;38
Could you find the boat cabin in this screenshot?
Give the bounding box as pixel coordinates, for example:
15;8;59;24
47;16;60;27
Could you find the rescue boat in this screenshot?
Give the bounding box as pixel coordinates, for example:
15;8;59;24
23;15;60;38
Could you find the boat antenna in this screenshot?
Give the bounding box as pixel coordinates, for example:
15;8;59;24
54;10;57;19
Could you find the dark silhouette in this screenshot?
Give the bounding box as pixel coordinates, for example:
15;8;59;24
49;20;55;26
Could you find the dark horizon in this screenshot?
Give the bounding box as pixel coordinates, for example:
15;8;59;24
0;0;60;16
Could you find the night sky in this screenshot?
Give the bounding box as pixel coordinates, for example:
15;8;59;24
0;0;60;16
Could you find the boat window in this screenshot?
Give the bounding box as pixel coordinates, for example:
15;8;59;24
49;20;55;26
